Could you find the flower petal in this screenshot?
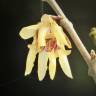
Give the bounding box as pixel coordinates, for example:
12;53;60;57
38;50;48;81
38;26;50;47
48;51;56;80
63;32;72;48
25;44;37;76
51;20;71;48
19;24;40;39
58;50;73;79
41;14;52;24
60;44;71;56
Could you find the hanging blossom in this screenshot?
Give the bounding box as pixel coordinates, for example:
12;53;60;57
19;14;73;81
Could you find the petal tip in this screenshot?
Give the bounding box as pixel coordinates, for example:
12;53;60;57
64;70;73;79
68;75;73;79
65;72;73;79
24;72;30;76
38;75;44;81
50;76;55;80
19;28;27;40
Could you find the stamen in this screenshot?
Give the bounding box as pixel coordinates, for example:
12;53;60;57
45;38;58;52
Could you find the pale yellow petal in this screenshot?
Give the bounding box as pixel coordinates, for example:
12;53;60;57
19;24;40;39
38;50;48;81
54;48;71;58
48;51;56;80
58;50;73;79
38;26;50;47
41;14;52;25
51;21;71;48
25;44;37;76
63;32;72;48
54;50;59;58
60;44;71;56
62;49;71;55
56;42;71;58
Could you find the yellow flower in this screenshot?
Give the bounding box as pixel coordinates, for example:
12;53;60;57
19;14;73;81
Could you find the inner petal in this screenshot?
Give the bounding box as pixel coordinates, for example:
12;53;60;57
45;38;58;52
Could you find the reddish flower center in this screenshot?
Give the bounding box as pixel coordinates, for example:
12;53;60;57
45;38;58;52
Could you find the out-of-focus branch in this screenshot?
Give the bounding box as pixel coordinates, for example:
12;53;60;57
89;27;96;46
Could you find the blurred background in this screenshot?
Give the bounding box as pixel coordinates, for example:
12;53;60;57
0;0;96;96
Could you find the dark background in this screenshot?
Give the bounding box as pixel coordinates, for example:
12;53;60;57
0;0;96;96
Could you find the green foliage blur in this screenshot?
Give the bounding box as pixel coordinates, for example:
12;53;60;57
89;27;96;46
